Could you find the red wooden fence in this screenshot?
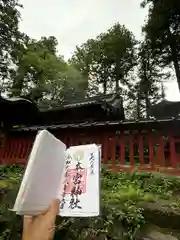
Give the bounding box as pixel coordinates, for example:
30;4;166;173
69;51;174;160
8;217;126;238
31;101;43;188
1;131;180;175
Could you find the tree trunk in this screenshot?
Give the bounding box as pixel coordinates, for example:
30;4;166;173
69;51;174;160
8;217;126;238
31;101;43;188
137;93;141;119
115;79;119;93
169;40;180;92
103;81;107;94
145;92;150;118
115;61;120;93
0;78;5;94
11;79;24;97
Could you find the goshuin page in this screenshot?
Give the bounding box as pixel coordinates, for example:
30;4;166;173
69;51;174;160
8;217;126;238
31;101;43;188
58;144;100;217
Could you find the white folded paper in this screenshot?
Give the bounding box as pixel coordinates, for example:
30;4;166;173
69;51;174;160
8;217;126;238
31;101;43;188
12;130;100;217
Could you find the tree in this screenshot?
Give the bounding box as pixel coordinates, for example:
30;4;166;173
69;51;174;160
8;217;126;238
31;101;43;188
9;36;61;99
70;40;94;81
0;0;22;94
69;39;101;96
141;0;180;91
96;23;138;93
137;39;167;117
39;62;88;109
40;36;58;55
70;23;138;94
9;36;88;107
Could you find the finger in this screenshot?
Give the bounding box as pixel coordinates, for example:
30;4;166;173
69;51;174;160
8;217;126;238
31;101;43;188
23;215;33;231
49;199;60;215
46;199;60;221
40;206;50;216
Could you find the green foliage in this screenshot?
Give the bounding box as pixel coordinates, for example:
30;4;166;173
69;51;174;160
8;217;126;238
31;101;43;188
2;166;180;239
0;165;23;240
0;0;179;116
70;23;138;95
0;0;171;116
95;23;138;92
136;39;168;118
8;36;88;106
0;1;88;108
0;0;88;107
142;0;180;91
0;0;23;93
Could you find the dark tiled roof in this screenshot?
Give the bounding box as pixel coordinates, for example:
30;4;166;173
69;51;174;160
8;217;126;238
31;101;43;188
12;117;180;132
63;93;115;105
40;93;118;112
0;96;33;104
148;100;180;119
0;96;39;126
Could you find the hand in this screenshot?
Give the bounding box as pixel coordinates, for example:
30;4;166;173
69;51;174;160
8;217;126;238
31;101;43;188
22;199;60;240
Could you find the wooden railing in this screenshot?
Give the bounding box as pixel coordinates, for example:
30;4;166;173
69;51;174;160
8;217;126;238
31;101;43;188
0;139;33;165
1;131;180;175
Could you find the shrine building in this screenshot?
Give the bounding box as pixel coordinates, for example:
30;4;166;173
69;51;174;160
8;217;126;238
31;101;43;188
0;94;180;175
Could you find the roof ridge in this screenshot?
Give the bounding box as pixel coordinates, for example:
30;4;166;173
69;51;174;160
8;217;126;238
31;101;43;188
39;93;118;112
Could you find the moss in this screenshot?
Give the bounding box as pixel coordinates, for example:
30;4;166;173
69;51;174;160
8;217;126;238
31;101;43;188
0;179;18;189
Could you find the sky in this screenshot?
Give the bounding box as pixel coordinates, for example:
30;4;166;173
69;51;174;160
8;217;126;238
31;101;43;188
19;0;180;101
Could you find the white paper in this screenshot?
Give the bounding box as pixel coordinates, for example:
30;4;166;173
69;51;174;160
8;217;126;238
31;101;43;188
12;130;100;217
59;144;100;217
12;130;66;216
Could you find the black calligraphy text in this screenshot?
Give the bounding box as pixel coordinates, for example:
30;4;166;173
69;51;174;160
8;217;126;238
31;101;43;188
60;154;72;210
69;161;83;210
89;152;95;175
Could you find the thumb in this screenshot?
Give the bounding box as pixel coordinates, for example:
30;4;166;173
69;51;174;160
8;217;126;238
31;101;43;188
23;216;33;232
47;199;60;220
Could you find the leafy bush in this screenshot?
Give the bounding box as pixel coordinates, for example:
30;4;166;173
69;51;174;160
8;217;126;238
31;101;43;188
1;165;180;239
